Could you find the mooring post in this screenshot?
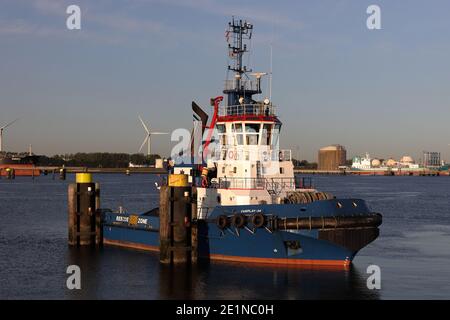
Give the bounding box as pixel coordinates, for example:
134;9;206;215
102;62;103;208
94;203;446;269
95;182;102;245
68;173;102;246
5;168;15;180
159;174;192;264
68;183;77;246
159;185;171;264
59;168;66;180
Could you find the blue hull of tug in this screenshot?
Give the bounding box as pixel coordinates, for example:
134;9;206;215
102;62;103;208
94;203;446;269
102;198;376;266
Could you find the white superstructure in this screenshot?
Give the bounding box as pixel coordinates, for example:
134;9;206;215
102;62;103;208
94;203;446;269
352;153;373;170
185;19;315;219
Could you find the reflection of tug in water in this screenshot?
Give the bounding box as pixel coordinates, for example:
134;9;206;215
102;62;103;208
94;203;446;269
102;18;382;267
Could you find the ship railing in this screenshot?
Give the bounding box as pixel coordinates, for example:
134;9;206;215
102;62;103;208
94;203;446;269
295;176;313;189
218;104;276;117
197;206;211;219
215;177;297;190
224;79;259;92
212;148;291;162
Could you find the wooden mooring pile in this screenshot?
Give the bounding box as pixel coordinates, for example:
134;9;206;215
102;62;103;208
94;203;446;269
68;173;102;246
67;173;198;265
159;174;198;264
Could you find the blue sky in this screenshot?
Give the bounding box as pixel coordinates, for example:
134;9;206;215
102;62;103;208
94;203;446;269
1;0;450;162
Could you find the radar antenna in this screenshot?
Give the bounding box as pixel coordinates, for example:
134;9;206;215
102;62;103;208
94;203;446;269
224;18;262;106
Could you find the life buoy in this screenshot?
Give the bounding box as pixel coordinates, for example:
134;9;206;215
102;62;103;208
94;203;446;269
201;177;208;188
231;213;246;228
216;215;229;230
251;213;265;228
228;150;234;160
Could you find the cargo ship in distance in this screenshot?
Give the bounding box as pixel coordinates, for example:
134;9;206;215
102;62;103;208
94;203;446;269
0;153;40;177
103;18;382;267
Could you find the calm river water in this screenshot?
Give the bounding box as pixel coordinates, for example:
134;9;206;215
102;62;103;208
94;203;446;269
1;174;449;299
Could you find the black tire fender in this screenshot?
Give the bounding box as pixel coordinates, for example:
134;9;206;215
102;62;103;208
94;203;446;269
231;214;246;228
216;215;229;230
251;213;266;228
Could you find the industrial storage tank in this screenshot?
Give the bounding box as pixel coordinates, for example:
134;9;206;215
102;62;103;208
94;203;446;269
155;158;164;169
400;156;414;164
371;159;381;167
385;158;397;167
318;145;347;170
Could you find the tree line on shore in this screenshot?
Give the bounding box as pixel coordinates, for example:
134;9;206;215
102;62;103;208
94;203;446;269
35;153;317;169
37;153;161;168
292;159;318;169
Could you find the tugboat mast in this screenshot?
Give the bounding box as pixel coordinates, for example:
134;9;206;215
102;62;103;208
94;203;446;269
224;18;262;106
227;17;252;75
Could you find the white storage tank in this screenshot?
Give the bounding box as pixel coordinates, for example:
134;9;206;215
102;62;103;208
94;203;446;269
155;158;164;169
371;159;381;168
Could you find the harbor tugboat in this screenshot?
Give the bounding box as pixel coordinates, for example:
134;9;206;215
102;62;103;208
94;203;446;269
102;18;382;267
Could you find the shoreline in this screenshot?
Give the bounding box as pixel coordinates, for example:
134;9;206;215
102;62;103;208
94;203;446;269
35;166;167;174
294;169;449;176
1;166;448;176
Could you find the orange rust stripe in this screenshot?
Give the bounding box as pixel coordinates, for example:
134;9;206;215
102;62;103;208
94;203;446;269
103;239;159;252
209;254;351;267
103;239;350;267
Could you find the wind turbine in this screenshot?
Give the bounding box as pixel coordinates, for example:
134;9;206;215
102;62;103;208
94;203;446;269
138;115;168;157
0;118;19;152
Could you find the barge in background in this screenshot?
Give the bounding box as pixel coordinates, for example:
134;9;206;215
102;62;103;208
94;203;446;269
0;154;40;177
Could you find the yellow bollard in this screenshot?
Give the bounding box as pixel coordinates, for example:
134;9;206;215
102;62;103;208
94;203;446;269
76;173;92;184
168;174;189;187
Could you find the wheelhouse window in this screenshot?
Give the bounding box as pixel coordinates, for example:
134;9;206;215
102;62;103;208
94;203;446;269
245;123;260;132
216;124;227;145
217;124;225;133
245;123;260;145
261;124;272;146
271;123;281;147
274;124;281;134
232;123;244;145
233;123;243;132
246;135;259;145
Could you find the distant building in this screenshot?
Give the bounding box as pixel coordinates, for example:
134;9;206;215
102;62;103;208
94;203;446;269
398;155;420;169
318;145;346;170
352;153;420;171
423;151;441;168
